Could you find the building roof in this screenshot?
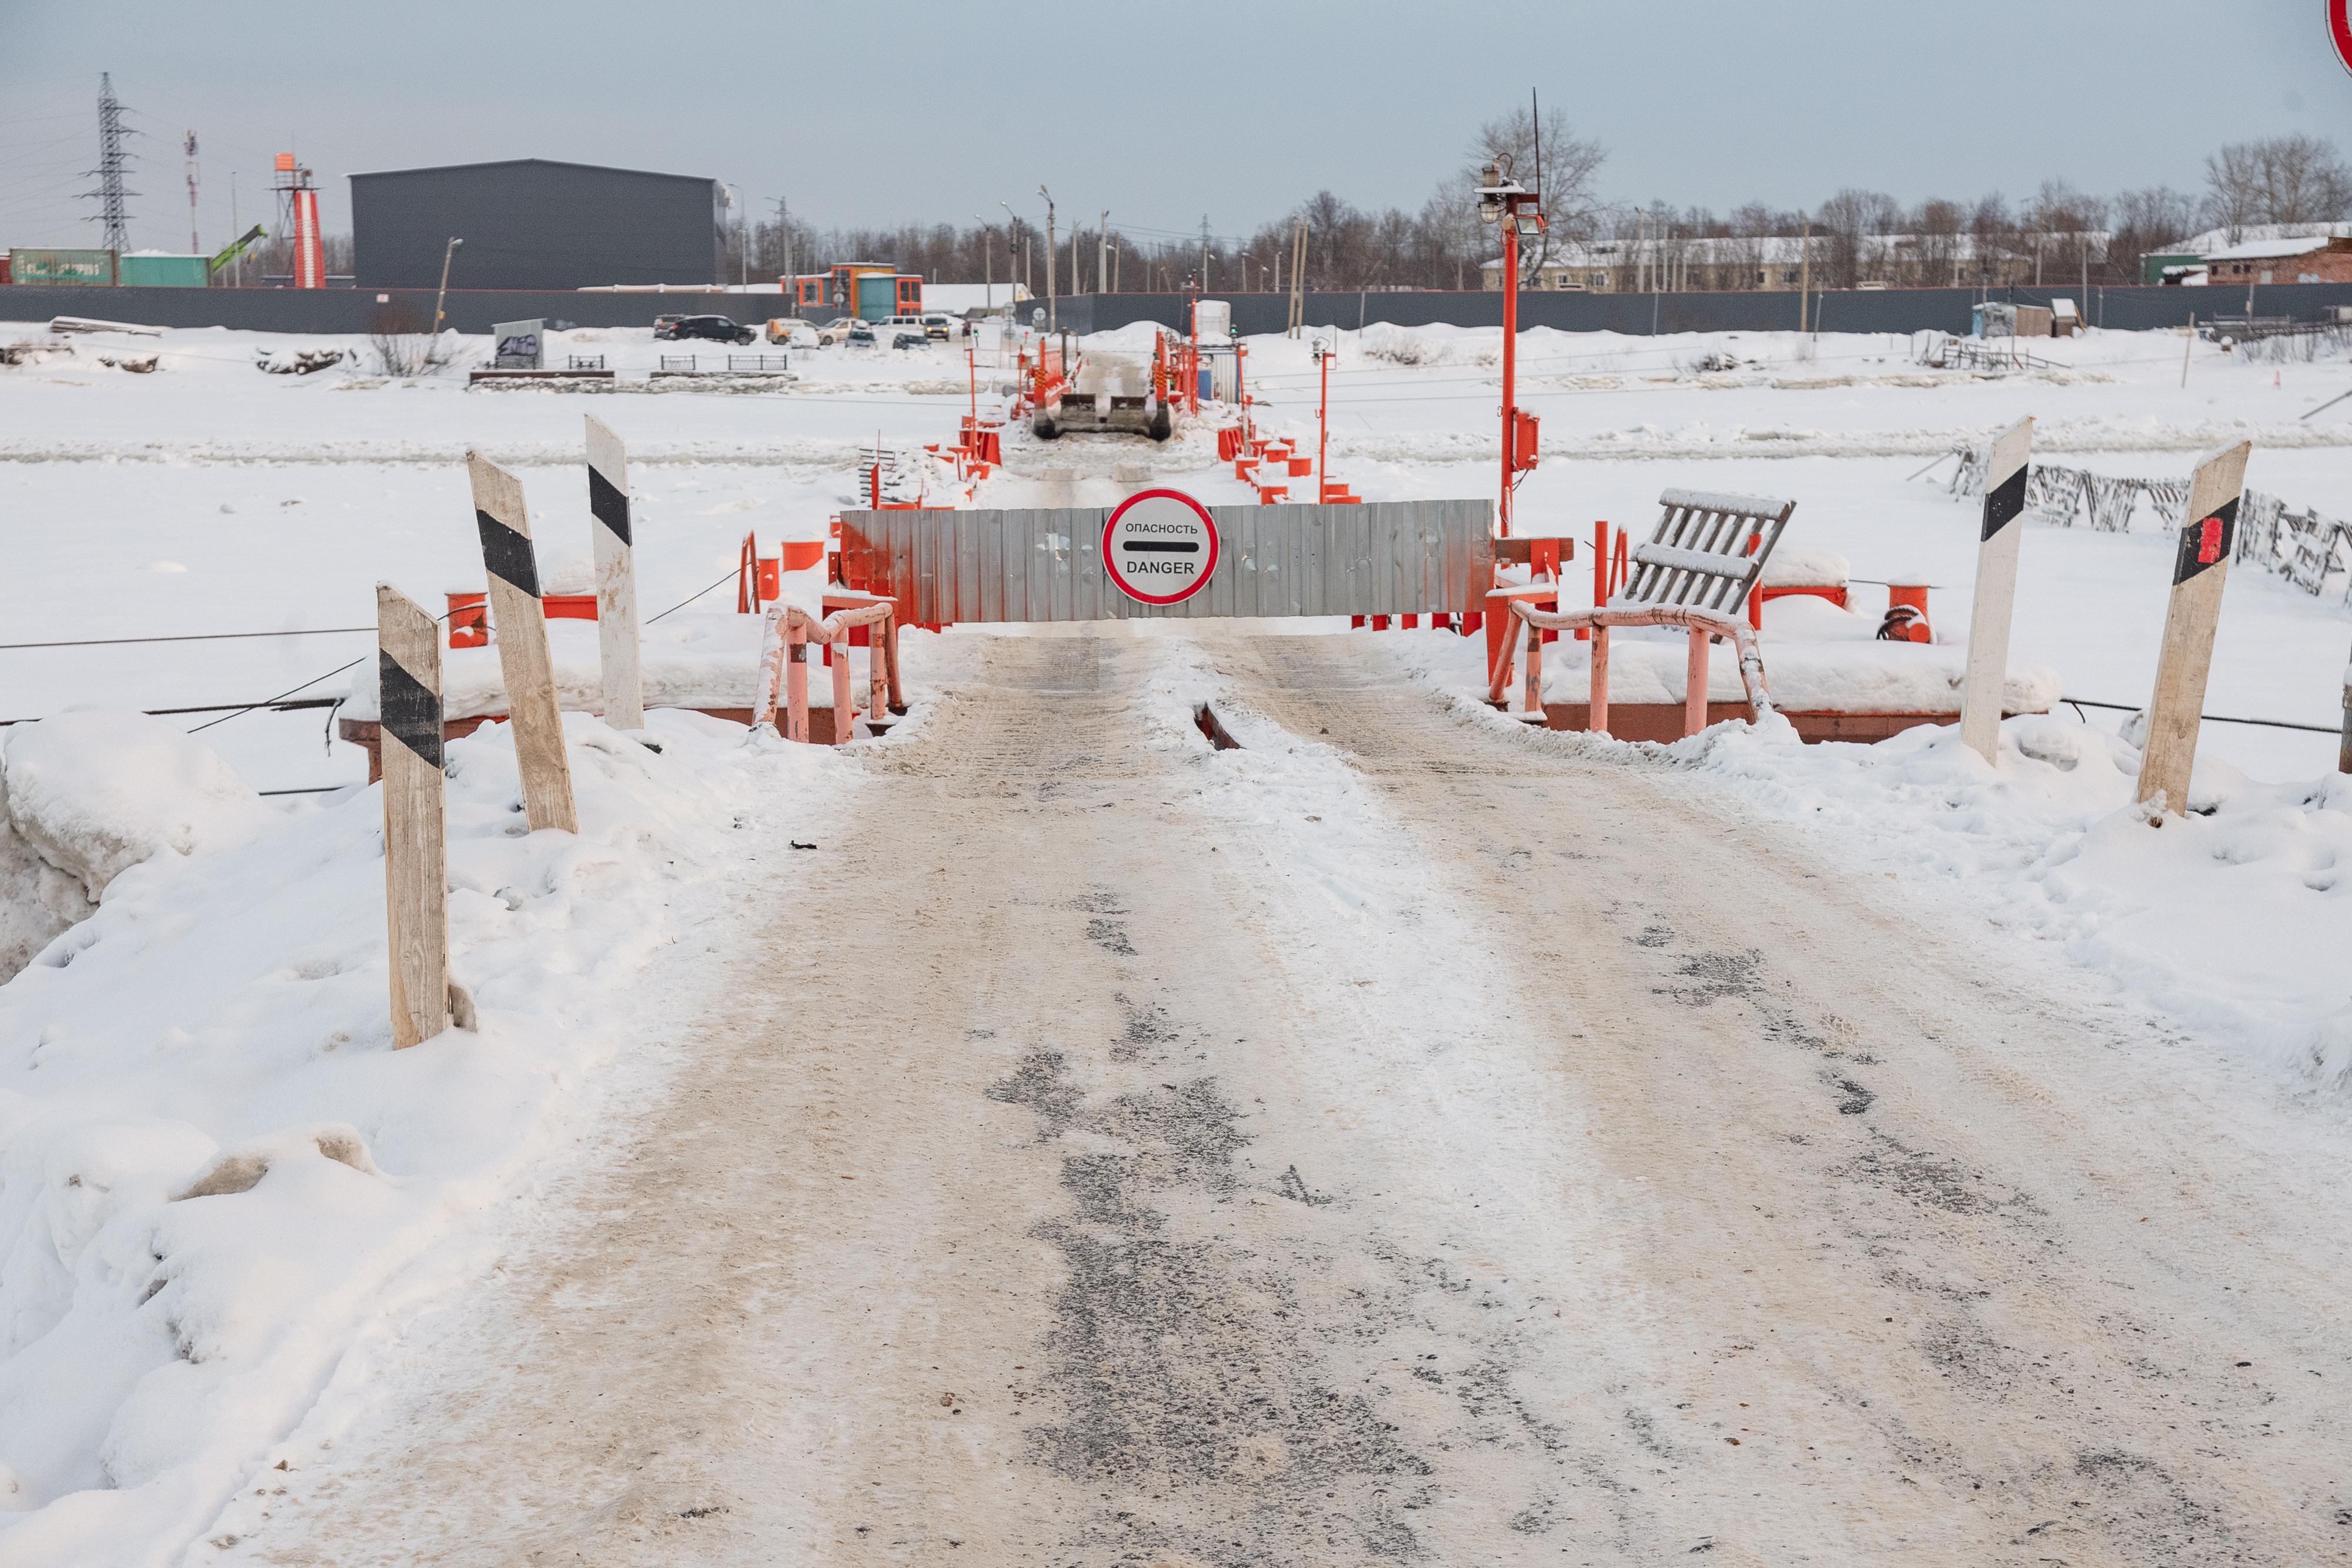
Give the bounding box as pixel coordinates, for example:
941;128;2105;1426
348;156;714;183
2177;221;2352;256
2201;234;2341;262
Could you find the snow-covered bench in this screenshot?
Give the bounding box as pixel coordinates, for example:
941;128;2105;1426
1492;488;1793;737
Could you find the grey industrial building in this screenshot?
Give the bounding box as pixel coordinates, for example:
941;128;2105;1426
350;158;723;290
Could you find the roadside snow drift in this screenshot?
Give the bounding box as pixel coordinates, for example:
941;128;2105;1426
0;708;846;1566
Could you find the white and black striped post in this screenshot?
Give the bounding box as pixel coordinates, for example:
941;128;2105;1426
2136;440;2253;818
377;583;449;1051
2338;631;2351;776
1959;415;2034;765
584;415;645;733
466;451;580;834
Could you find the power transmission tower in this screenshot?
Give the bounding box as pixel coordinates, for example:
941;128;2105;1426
86;73;137;252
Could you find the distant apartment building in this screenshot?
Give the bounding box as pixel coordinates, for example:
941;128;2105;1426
1484;232;2107;293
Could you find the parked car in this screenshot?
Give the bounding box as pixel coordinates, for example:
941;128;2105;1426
890;330;927;350
845;321;878;347
670;314;756;346
652;314;686;340
883;313;948;344
814;316;858;345
764;317;817;346
919;312;964;340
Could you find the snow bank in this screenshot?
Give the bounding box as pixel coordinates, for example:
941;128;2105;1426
1534;633;2060;715
1685;713;2352;1085
0;708;850;1564
2;711;273;901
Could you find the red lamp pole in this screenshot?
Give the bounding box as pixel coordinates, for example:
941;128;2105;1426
1500;216;1519;538
1318;339;1332;502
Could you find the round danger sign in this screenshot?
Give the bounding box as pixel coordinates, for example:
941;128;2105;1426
1102;489;1220;605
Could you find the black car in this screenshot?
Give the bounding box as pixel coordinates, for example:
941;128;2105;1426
667;314;756;346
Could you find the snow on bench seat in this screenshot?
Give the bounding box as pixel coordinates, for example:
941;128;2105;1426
1538;634;2057;716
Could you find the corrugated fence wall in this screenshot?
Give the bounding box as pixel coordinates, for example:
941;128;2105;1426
837;500;1496;623
2;282;2348;338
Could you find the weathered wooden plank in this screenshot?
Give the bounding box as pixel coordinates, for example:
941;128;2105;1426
377;583;449;1051
1959;416;2034;764
467;452;579;834
583;416;644;732
2137;441;2254;816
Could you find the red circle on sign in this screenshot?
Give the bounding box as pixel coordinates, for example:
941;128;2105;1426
2334;0;2352;76
1102;489;1220;605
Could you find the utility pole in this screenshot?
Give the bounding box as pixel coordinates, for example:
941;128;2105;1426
773;196;792;297
1797;218;1811;334
183;131;199;254
432;236;462;336
1199;215;1213;295
1098;210;1108;295
89;73;135;254
1039;185;1056;332
974;212;993;318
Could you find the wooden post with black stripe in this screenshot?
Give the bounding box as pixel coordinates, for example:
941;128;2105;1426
378;583;449;1051
584;416;645;733
467;451;580;834
1959;415;2033;765
2136;439;2253;819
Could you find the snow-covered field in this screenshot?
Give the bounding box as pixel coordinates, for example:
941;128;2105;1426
3;310;2351;1562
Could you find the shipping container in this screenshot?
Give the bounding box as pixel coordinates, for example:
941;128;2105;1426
118;252;209;287
9;248;118;286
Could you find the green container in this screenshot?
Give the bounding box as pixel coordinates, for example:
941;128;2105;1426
119;253;209;287
9;248;118;286
856;273;896;320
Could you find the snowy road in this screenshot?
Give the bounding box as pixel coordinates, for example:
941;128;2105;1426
212;634;2352;1567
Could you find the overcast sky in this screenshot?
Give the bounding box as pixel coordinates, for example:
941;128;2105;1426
2;0;2344;256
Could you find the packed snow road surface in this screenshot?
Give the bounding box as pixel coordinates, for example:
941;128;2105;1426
216;634;2350;1567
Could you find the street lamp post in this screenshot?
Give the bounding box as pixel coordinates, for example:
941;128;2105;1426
1039;185;1057;333
1477;161;1544;539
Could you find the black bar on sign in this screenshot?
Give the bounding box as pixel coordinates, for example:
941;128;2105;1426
1124;541;1200;553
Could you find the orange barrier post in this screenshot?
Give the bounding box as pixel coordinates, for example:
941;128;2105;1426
1523;611;1543;715
784;620;810;743
1590;625;1612;735
1683;630;1710;738
830;634;854;743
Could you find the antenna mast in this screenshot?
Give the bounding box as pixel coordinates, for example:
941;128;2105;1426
185;130;200;254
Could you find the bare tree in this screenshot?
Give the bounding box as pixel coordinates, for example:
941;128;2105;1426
1815;188;1900;289
2109;186;2199;280
1463;105;1607;283
2204;135;2352;240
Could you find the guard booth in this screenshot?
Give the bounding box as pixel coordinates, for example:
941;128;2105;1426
783;262;924;320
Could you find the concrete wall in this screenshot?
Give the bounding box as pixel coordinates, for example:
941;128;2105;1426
350;161;720;290
5;280;2346;340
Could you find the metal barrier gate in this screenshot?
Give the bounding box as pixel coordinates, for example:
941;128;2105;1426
836;500;1495;623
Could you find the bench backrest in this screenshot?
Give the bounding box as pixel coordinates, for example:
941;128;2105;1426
1616;488;1796;618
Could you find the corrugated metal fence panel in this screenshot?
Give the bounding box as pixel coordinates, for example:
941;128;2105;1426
841;502;1494;623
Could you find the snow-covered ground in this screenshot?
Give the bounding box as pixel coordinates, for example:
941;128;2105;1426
3;311;2351;1562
